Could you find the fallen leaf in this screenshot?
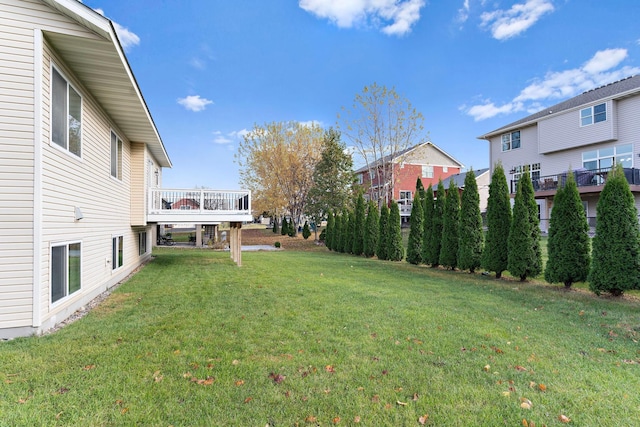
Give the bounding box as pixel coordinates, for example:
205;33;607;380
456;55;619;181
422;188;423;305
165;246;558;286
483;364;491;372
55;411;63;419
232;359;240;365
529;381;536;388
502;391;511;397
325;365;335;373
515;365;527;372
269;372;285;384
82;364;96;371
523;419;529;427
371;395;380;403
538;383;547;392
558;414;571;423
520;398;532;409
332;417;341;424
304;415;317;423
120;408;129;414
235;380;245;386
55;387;70;395
354;415;361;423
418;414;429;425
412;393;419;401
243;397;253;404
173;350;180;355
396;400;407;406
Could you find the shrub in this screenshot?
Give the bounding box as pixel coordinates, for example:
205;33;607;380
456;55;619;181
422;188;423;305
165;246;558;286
589;164;640;296
457;168;484;273
406;190;424;265
302;221;311;240
352;193;366;255
507;171;541;281
377;204;390;260
482;163;511;278
363;201;379;258
544;170;590;288
388;200;404;261
439;179;460;269
425;180;445;267
281;217;288;236
274;241;281;248
422;185;434;265
319;228;326;242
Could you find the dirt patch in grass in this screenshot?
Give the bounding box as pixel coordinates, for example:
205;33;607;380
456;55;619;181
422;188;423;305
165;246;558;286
92;293;134;317
242;228;324;252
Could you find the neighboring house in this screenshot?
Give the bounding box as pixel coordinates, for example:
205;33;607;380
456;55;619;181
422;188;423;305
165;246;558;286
172;198;200;210
478;75;640;232
440;168;490;213
0;0;251;339
355;141;464;219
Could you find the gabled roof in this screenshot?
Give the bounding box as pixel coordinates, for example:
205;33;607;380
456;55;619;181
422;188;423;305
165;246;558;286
355;141;463;173
441;168;490;188
41;0;172;167
478;75;640;140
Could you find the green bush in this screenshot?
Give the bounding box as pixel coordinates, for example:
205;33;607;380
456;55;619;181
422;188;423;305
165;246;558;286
439;179;460;269
457;168;484;273
302;221;311;239
274;241;281;248
363;201;379;258
482;164;511;278
388;200;404;261
377;204;390;260
406;190;424;265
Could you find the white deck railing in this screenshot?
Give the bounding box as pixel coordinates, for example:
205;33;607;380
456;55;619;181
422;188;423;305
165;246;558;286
148;189;252;223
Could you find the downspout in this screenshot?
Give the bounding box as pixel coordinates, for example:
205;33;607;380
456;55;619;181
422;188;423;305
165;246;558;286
32;29;43;328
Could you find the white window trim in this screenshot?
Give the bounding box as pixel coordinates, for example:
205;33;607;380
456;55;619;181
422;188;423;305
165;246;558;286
110;130;123;181
50;64;82;159
112;235;124;271
580;103;607;127
501;130;521;152
50;240;82;307
139;231;148;256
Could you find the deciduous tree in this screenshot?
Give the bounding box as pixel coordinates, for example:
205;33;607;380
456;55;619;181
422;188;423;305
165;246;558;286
236;121;323;229
339;83;426;206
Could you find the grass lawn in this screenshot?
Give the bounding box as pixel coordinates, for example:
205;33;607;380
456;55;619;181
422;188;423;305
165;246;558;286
1;248;639;426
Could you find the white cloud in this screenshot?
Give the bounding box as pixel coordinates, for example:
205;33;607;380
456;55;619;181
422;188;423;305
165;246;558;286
299;0;426;36
465;48;640;121
480;0;554;40
298;120;324;128
229;129;250;139
456;0;471;24
177;95;213;112
93;8;140;51
212;129;250;145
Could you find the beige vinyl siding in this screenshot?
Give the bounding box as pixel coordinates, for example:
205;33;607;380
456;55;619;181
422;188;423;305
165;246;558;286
401;144;462;167
538;100;616;155
130;142;146;226
34;9;142;330
0;0;37;329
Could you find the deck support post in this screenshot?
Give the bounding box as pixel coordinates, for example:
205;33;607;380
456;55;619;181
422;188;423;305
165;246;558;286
229;222;242;266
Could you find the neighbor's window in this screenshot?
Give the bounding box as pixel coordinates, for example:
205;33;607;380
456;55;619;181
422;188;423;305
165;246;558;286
357;174;364;184
138;231;147;256
580;103;606;126
112;236;123;270
51;67;82;156
111;131;123;179
51;242;81;303
422;165;433;178
501;130;521;152
399;190;412;201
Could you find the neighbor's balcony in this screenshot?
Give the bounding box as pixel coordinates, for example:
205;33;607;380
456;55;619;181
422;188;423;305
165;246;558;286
147;189;252;223
510;167;640;195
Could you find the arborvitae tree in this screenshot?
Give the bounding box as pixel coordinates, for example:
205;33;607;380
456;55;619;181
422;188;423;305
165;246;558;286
272;217;279;234
352;193;366;255
544;171;590;288
422;185;434;264
325;211;335;250
426;180;445;267
288;219;297;237
589;164;640;296
507;172;541;281
377;204;390;260
281;217;288;236
338;209;349;253
364;200;380;258
302;221;311;239
406;190;424;265
415;177;425;196
458;168;484;273
482;163;512;278
439;179;460;269
344;210;355;254
332;211;342;252
388;200;404;261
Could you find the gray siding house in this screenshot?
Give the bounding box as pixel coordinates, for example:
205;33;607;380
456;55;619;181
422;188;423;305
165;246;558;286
479;75;640;231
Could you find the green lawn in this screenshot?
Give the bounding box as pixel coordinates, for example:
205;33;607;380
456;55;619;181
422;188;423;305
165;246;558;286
1;248;639;426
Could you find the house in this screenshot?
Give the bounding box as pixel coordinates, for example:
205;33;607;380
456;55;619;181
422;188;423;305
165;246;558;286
440;168;491;213
0;0;251;339
478;75;640;232
354;141;464;219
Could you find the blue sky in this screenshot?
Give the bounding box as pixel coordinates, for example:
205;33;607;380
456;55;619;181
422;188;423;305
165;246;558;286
83;0;640;190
